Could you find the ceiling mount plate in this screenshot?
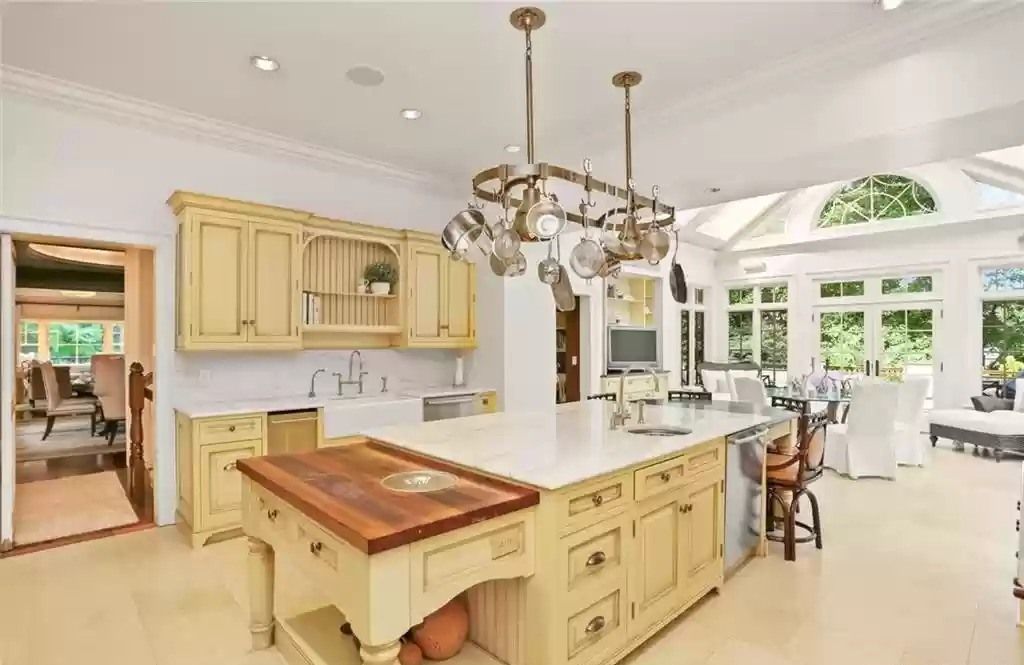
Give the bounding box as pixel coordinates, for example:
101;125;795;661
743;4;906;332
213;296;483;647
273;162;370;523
510;7;546;31
612;71;643;88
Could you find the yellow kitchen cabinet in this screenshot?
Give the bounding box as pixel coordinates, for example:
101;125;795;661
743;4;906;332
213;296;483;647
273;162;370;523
681;469;725;599
176;411;267;548
402;234;476;348
170;192;303;350
629;489;686;637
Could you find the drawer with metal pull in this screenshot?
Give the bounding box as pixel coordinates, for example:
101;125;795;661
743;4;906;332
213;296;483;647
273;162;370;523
633;455;687;502
560;473;632;535
563;515;629;594
197;413;264;445
565;586;627;664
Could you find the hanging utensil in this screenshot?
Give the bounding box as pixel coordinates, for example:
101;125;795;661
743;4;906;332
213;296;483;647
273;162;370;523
492;192;521;260
550;234;575;311
537;239;560;284
508;250;527;277
668;226;688;304
638;185;671;264
526;181;567;240
441;201;492;260
569;159;605;280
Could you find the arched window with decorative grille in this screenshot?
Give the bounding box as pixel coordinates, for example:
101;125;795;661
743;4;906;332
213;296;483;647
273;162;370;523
818;174;937;228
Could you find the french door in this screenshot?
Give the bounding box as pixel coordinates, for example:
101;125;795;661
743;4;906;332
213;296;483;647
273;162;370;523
816;302;940;399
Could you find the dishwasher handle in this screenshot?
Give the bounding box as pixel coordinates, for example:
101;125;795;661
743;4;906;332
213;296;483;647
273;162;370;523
727;429;768;446
424;395;477;406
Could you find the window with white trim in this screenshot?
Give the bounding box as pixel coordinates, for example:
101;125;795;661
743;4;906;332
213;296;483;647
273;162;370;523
818;174;936;228
726;284;788;384
680;286;708;387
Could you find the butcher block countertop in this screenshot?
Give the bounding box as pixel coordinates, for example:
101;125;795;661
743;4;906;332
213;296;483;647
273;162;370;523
236;440;539;554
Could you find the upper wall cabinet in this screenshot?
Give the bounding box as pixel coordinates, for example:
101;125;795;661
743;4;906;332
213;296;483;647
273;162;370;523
170;192;303;351
169;193;476;351
402;234;476;349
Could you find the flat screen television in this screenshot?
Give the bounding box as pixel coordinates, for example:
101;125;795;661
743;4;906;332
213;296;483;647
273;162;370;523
607;326;660;370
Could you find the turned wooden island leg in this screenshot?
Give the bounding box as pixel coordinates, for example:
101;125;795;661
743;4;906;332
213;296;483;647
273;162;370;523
359;641;401;665
248;536;275;649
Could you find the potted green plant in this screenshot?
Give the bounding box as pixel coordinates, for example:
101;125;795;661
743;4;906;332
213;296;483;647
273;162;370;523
364;261;397;295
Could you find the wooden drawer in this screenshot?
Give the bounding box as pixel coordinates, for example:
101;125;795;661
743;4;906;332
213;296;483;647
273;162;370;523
685;440;724;476
560;474;632;535
252;486;292;539
410;510;535;620
634;454;687;502
199;438;261;531
563;515;628;595
565;587;627;665
197;413;264;445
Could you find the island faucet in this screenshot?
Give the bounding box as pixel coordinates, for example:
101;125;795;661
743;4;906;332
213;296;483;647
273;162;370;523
610;365;638;430
308;368;326;398
332;350;369;397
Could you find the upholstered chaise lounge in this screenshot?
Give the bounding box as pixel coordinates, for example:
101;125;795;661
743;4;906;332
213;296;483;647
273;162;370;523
928;394;1024;461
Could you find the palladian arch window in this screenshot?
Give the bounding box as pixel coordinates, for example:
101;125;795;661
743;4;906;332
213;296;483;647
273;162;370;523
818;174;936;228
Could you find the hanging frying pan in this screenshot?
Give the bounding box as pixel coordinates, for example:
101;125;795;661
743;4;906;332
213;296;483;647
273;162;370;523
669;227;687;304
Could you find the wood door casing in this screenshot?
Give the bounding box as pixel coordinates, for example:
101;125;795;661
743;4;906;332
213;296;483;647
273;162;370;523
248;219;300;345
410;246;442;340
630;491;685;637
191;214;247;343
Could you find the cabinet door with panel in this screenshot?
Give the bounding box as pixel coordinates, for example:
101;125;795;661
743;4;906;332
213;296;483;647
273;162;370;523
408;244;443;342
247;219;300;345
445;256;475;342
189;213;248;344
681;470;725;599
629;490;686;637
198;439;261;531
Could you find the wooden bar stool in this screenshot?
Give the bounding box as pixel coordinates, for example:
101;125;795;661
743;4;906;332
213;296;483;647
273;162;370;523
766;410;829;561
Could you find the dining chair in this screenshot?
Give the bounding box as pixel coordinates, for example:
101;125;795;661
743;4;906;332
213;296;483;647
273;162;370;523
893;377;931;466
38;361;98;440
766;409;829;561
92;354;126;445
733;376;770;407
823;381;900;479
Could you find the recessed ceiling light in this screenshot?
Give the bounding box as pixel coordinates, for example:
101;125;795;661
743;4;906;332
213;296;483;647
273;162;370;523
504;144;521;153
400;108;422;120
250;55;280;72
877;0;904;9
346;65;385;87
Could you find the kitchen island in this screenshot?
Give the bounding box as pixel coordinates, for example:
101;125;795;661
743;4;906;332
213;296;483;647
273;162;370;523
239;400;796;665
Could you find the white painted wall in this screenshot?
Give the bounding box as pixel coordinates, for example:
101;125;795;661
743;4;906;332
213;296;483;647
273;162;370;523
1;92;467;525
716;220;1024;409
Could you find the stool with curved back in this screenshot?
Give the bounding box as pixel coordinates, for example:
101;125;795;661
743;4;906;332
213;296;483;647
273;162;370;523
586;393;617;401
766;409;829;561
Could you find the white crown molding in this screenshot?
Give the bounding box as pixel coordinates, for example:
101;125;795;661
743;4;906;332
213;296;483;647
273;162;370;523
1;65;460;193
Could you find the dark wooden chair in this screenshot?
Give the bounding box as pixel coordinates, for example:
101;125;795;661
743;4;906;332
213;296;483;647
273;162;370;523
667;390;711;402
586;393;617;401
766;409;829;561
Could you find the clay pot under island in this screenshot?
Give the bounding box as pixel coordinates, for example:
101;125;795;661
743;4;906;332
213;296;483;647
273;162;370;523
398;640;424;665
411;597;470;660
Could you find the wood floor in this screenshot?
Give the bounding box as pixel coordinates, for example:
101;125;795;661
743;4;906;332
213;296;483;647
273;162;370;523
0;438;1020;665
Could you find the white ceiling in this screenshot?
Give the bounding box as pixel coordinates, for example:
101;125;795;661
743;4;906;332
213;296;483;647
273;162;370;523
5;2;1024;210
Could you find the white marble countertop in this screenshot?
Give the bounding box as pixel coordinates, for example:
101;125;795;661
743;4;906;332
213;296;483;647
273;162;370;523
365;401;792;491
173;385;494;418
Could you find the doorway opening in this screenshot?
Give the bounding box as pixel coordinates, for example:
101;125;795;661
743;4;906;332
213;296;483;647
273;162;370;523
556;297;583;403
1;234;156;553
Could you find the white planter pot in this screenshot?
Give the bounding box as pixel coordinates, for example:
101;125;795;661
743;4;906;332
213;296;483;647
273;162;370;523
370;282;391;295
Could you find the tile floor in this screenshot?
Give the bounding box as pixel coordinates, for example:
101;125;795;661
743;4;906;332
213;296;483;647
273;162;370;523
1;440;1021;665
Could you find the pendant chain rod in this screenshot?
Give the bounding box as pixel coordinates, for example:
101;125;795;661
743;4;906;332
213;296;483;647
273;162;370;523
624;85;633;191
524;25;536;164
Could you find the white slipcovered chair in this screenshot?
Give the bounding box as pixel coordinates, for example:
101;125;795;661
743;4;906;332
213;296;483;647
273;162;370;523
893;377;931;466
823;380;900;479
733;376;770;407
91;354;126;445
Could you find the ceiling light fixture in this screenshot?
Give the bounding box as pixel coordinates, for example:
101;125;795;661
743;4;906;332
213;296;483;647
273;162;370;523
250;55;280;72
28;243;124;267
439;6;674;308
504;144;521;154
877;0;904;10
400;108;422;120
345;65;385;87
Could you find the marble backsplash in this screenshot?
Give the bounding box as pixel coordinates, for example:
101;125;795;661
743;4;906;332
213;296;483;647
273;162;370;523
173;348;464;402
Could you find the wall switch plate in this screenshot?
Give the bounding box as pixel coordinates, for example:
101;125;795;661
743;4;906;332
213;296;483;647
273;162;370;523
198;369;212;387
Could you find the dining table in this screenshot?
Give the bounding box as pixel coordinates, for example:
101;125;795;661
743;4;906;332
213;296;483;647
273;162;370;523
766;385;853;423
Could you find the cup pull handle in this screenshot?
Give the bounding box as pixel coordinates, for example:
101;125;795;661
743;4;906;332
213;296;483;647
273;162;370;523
223;461;237;471
585;551;607;568
585;616;606;634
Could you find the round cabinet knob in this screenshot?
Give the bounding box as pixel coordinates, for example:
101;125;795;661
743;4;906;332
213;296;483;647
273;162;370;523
267;509;279;522
659;472;671;483
585;616;606;634
228;425;236;432
591;494;604;507
309;541;323;556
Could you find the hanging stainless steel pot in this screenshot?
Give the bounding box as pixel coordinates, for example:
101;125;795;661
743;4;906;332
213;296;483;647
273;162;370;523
442;206;491;260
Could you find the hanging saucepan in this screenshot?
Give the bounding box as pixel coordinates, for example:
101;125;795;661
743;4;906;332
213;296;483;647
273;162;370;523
669;227;688;304
569;159;605;281
537;239;561;285
492;201;521;261
637;186;671;264
442;204;492;260
526;187;567;240
550;235;576;312
489;249;528;277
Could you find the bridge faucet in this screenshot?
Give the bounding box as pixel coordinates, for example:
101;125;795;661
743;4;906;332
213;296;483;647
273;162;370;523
333;350;369;397
308;368;326;398
610;365;639;430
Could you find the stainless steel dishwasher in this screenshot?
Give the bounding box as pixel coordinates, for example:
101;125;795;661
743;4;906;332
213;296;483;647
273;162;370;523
724;426;769;575
422;393;486;421
267;409;319;455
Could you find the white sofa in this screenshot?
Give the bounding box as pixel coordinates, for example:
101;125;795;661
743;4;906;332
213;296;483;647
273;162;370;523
929;387;1024;461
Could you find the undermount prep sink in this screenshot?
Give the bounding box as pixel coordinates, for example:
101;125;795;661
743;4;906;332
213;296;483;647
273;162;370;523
381;470;459;493
627;426;693;437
